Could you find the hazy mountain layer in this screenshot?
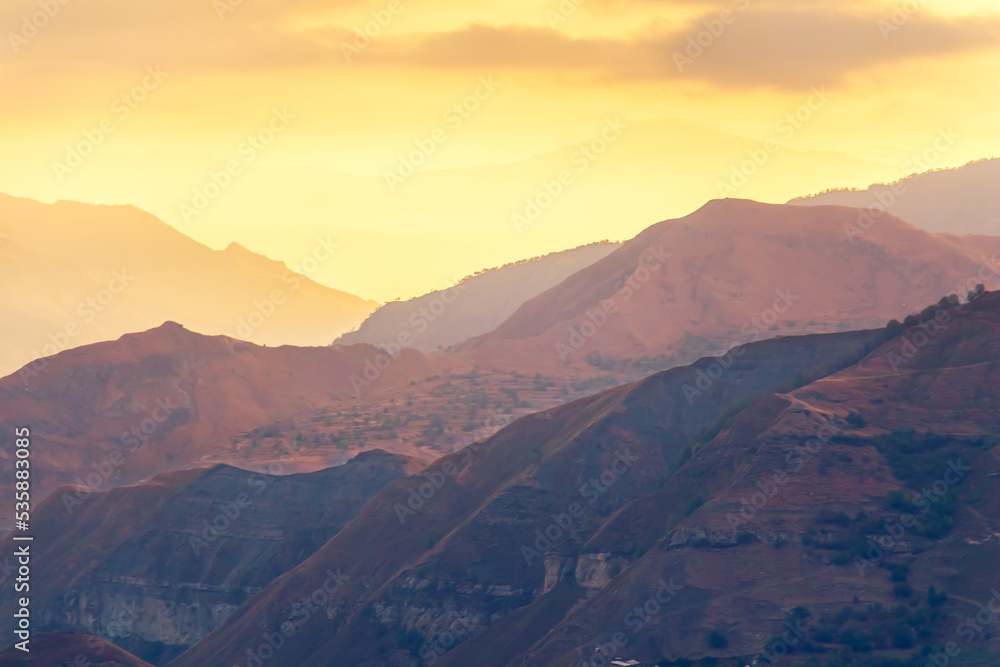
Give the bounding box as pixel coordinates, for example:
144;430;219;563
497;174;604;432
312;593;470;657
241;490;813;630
336;242;619;351
789;158;1000;235
0;194;376;378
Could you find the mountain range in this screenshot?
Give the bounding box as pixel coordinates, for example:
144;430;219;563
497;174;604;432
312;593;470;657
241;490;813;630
455;199;1000;375
335;242;620;351
0;193;377;379
10;290;997;665
3;161;1000;666
789;158;999;236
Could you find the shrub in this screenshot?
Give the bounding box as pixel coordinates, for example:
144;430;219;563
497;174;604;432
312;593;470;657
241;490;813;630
893;582;913;598
892;624;914;648
816;508;852;526
790;606;811;619
928;586;948;607
811;627;834;643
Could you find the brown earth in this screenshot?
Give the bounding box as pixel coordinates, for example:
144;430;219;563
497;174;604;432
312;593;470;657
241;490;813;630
170;292;1000;667
0;450;423;664
0;322;622;528
456;199;1000;377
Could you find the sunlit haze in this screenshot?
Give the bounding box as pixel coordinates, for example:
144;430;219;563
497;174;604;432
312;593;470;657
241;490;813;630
2;0;997;301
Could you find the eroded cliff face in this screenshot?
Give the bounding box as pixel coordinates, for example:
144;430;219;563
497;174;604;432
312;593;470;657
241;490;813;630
0;450;420;664
39;586;242;661
172;325;890;667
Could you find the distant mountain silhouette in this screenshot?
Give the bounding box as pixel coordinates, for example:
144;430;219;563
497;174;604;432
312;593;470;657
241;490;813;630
458;199;1000;374
336;242;619;351
0;193;376;377
788;158;1000;235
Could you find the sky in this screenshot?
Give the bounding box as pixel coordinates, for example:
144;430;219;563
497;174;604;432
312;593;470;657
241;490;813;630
1;0;998;302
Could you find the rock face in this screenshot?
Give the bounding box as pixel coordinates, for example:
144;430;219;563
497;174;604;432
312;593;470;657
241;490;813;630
0;450;422;664
174;293;1000;667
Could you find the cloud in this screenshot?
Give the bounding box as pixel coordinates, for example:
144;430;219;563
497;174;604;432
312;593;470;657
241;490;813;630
0;0;996;87
363;9;1000;88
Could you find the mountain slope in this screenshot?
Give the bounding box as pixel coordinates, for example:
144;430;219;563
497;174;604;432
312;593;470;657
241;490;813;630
457;199;1000;374
173;292;1000;667
486;292;1000;666
788;158;1000;235
0;320;617;526
0;194;376;377
0;450;423;664
0;322;449;517
169;323;891;666
335;242;620;351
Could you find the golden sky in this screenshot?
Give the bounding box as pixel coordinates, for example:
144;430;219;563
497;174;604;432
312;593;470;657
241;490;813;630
1;0;998;301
